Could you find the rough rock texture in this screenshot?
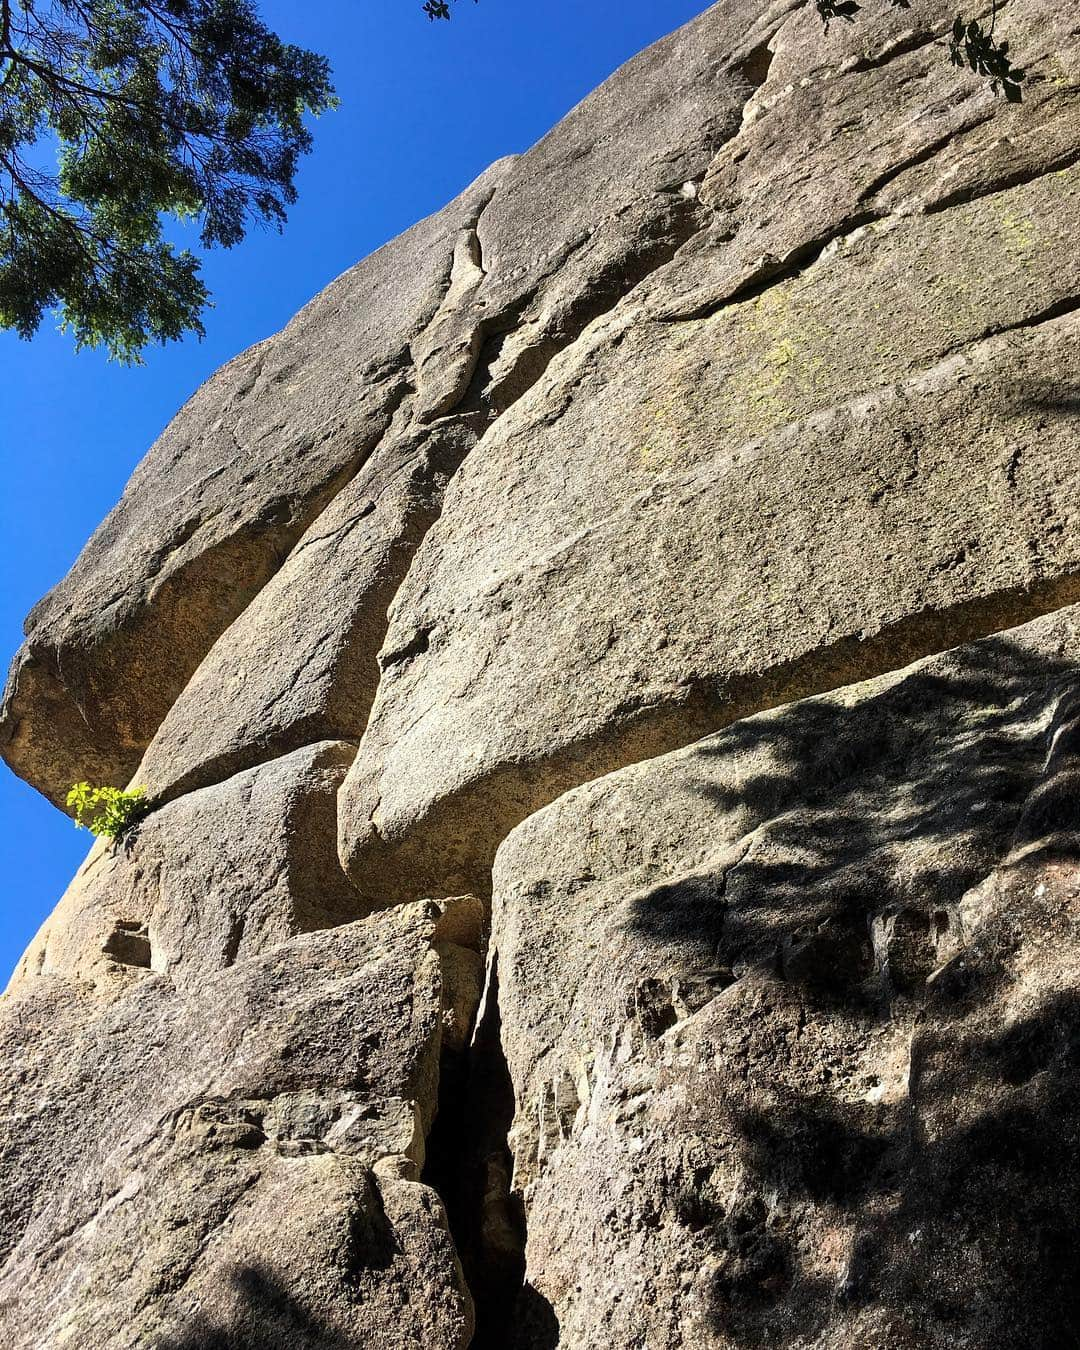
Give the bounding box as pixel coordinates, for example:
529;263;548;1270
340;296;1080;902
2;0;1080;1346
0;159;512;811
339;39;1080;901
0;897;483;1350
2;0;770;812
490;609;1080;1347
133;421;479;805
8;741;361;993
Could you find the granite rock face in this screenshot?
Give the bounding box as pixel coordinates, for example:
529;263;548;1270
0;161;512;811
0;898;484;1350
3;0;1080;1346
490;609;1080;1347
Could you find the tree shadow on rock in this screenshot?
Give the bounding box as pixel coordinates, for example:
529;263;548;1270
619;628;1080;1344
154;1264;357;1350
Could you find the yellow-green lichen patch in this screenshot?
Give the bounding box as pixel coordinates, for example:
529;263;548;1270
679;166;1078;448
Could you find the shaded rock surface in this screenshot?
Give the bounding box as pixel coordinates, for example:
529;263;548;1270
490;609;1080;1347
2;0;1080;1346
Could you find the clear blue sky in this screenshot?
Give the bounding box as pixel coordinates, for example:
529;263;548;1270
0;1;707;981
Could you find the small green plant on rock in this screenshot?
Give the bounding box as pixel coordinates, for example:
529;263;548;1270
66;783;149;842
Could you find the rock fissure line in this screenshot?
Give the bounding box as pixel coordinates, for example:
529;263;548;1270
422;950;533;1350
660;156;1079;328
656;210;884;324
464;197;710;418
942;286;1080;354
4;4;1080;1343
840;21;950;74
854;107;995;204
922;140;1080;215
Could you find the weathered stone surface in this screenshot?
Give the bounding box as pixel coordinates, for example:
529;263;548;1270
2;1;1080;1344
340;186;1080;901
129;423;473;804
0;898;483;1350
646;0;1080;321
335;4;1080;904
1;0;780;813
490;609;1080;1347
0;159;513;811
9;740;361;993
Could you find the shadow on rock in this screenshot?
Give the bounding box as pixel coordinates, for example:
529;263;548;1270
613;627;1080;1345
154;1264;356;1350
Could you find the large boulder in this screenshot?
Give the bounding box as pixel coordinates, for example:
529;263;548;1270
0;897;484;1350
489;608;1080;1347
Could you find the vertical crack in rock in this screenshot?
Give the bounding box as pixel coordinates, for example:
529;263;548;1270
462;188;711;419
423;949;558;1350
132;173;727;809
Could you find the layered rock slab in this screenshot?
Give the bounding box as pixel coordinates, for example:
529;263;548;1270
490;608;1080;1347
121;0;1080;846
0;897;484;1350
8;740;361;993
340;168;1080;902
131;422;478;805
102;0;791;810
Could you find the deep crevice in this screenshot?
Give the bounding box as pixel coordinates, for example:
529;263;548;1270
102;919;151;969
423;952;555;1349
731;36;775;91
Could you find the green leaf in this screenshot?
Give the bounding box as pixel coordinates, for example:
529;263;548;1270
0;0;336;358
65;782;149;840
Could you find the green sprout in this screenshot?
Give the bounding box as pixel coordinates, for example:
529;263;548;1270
66;782;149;842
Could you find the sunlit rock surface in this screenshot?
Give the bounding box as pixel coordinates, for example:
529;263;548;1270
2;0;1079;1344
